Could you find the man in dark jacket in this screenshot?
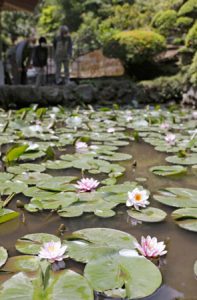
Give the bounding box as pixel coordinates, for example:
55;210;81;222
53;26;72;85
15;36;36;84
33;37;48;87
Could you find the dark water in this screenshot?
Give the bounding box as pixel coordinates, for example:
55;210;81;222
0;141;196;300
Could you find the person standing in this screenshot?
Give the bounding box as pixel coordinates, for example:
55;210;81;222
33;37;48;87
53;26;72;85
15;36;36;85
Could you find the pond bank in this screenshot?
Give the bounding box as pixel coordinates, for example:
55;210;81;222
0;76;195;109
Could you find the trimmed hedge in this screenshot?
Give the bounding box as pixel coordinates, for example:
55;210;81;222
103;30;166;65
185;21;197;49
176;16;193;28
189;52;197;86
178;0;197;16
152;10;177;35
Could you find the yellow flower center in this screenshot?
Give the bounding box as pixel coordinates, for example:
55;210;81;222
135;193;142;201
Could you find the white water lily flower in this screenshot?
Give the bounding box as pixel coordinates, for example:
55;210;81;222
192;111;197;119
126;188;150;210
75;141;88;153
107;127;115;133
160;122;170;130
75;177;100;192
135;236;167;258
165;133;176;145
38;241;67;263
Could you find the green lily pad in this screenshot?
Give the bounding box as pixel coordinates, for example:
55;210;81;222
0;181;28;195
0;209;19;224
1;256;40;273
0;270;94;300
44;160;73;170
0;173;14;181
99;152;132;161
37;176;77;192
172;208;197;232
165;153;197;165
154;188;197;208
127;207;167;223
7;163;46;174
150;165;187;176
84;254;162;299
15;233;60;255
14;172;52;185
194;261;197;277
0;247;8;267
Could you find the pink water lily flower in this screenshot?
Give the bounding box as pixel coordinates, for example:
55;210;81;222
160;122;170;130
135;236;167;258
75;178;100;192
165;133;176;145
126;188;150;210
75;141;88;153
192;111;197;119
38;241;67;263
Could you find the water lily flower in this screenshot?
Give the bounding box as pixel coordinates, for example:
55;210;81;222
107;127;115;133
160;122;170;130
126;188;150;210
192;111;197;119
75;141;88;153
165;133;176;145
75;178;100;192
135;236;167;258
38;241;67;263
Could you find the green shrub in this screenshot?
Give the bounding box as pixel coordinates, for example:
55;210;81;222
189;52;197;86
185;21;197;49
103;30;166;65
176;16;193;28
152;10;177;35
178;0;197;16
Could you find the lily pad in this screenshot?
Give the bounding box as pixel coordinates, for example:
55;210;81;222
127;207;167;223
7;163;46;174
0;270;94;300
1;256;40;273
154;188;197;208
165;153;197;165
0;247;8;267
0;209;19;224
172;208;197;232
15;233;60;255
150;165;187;176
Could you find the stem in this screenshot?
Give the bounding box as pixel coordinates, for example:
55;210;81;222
3;193;16;208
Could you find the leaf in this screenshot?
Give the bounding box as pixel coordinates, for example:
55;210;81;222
5;144;28;162
150;165;187;176
165;153;197;165
0;209;19;224
84;254;162;299
15;233;60;255
127;207;167;223
153;188;197;208
7;163;46;174
2;256;40;273
0;181;27;195
0;247;8;268
172;208;197;232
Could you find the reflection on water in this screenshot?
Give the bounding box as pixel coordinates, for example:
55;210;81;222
0;141;196;299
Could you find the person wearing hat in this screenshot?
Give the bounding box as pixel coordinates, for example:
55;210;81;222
33;37;48;87
53;26;73;85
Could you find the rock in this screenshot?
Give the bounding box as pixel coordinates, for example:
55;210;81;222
75;84;96;103
40;86;63;105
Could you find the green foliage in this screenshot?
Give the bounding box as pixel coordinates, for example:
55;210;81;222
38;5;63;39
185;21;197;49
189;52;197;86
104;30;166;65
152;10;177;35
176;16;193;28
178;0;197;16
139;73;185;102
1;11;35;44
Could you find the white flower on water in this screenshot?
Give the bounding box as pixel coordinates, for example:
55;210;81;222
126;188;150;210
160;122;170;130
38;241;67;263
107;127;115;133
75;141;88;153
165;133;176;145
75;178;100;192
135;236;167;258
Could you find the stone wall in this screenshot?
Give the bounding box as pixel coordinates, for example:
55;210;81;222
0;77;192;109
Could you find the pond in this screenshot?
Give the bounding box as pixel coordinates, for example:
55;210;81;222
0;106;196;300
